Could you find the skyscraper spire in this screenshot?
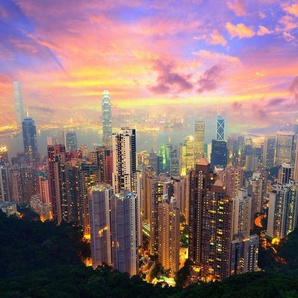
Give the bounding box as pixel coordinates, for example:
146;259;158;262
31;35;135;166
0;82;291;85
102;90;112;149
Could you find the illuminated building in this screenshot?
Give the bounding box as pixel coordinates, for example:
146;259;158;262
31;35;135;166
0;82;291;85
160;143;168;173
231;234;259;275
88;184;113;268
248;171;266;221
217;115;225;141
267;181;298;239
111;190;138;277
217;167;244;199
278;163;294;184
189;157;233;280
0;166;10;202
275;131;295;166
0;201;17;217
148;150;162;175
263;136;275;168
112;128;136;194
66;131;78;151
232;189;252;237
22;115;39;165
294;135;298;182
194;120;205;162
0;146;9;166
158;196;180;273
14;81;25;128
180;135;194;176
38;173;50;204
102;90;112;150
211;139;227;168
30;195;52;221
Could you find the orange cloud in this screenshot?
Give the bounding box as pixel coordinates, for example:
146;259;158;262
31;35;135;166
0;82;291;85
283;3;298;17
210;30;227;46
227;0;246;16
226;22;255;38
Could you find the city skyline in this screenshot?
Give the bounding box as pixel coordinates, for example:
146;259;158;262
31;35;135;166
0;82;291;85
0;1;297;133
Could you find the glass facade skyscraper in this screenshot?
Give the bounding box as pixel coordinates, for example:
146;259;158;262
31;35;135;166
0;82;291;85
102;90;112;149
217;115;225;141
22;116;38;165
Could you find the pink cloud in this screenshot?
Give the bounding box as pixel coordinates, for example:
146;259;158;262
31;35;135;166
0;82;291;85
226;22;255;38
210;30;227;46
227;0;246;16
283;31;295;41
283;3;298;17
257;25;272;36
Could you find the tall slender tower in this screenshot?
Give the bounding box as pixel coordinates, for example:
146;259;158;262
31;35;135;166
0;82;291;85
217;115;225;141
102;90;112;149
14;81;25;128
89;183;113;269
194;121;205;162
112;128;136;194
22;115;38;165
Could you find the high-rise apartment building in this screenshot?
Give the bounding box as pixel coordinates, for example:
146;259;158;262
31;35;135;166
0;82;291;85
111;190;138;276
0;146;9;166
66;131;78;151
189;157;233;280
263;136;275;168
275;131;295;166
158;196;180;273
22;115;38;165
102;90;112;150
267;182;298;239
14;81;25;128
194;121;205;162
217;115;225;141
0;166;10;202
88;183;113;269
278;163;294;184
112;128;136;194
180;135;194;176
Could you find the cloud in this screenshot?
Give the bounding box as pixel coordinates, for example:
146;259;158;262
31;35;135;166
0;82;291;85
226;22;255;39
283;31;295;41
289;76;298;102
148;60;193;94
278;15;297;31
193;50;241;65
197;64;224;93
210;30;227;46
257;25;272;36
283;3;298;17
227;0;246;16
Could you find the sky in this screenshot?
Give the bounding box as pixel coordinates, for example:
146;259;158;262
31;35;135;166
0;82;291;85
0;0;297;133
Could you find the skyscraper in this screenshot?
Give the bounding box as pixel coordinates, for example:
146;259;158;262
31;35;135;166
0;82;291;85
112;128;136;194
102;90;112;149
263;136;275;168
89;183;113;269
22;115;38;165
180;135;194;176
211;139;227;168
14;81;25;128
111;190;138;276
66;131;78;151
194;120;205;162
294;135;298;182
217;115;225;141
275;131;295;166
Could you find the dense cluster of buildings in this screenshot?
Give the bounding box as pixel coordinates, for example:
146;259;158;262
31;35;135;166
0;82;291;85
0;83;298;282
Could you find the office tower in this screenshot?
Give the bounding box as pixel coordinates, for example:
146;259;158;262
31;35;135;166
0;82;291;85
80;145;88;159
189;157;233;281
159;143;169;173
0;146;9;166
22;115;38;165
180;135;194;176
0;166;10;202
275;131;295;166
88;184;113;269
231;234;259;275
232;189;252;237
57;130;65;145
66;131;78;151
217;115;225;141
111;190;138;276
102;90;112;149
14;81;25;128
112;128;136;194
218;167;244;198
148;150;162;175
211;139;227;168
158;196;180;273
278;163;294;184
294;135;298;182
267;182;298;239
194;120;205;162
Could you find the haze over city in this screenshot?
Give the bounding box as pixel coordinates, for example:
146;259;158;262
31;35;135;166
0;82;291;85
0;0;297;135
